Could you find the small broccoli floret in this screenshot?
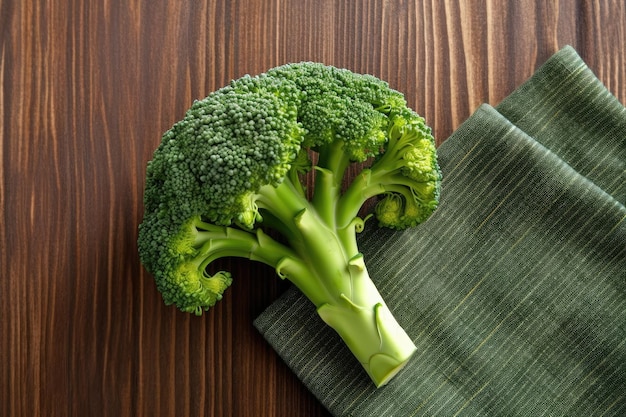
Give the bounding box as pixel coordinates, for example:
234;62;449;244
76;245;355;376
138;62;441;387
137;215;233;314
338;106;440;230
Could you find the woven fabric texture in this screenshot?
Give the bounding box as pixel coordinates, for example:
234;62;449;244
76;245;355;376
254;46;626;416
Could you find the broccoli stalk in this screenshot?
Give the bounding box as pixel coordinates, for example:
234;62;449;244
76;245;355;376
138;63;441;387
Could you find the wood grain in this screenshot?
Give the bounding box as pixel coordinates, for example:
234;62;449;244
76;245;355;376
1;1;624;416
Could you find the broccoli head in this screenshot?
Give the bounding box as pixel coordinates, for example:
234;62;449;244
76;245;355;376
138;62;441;387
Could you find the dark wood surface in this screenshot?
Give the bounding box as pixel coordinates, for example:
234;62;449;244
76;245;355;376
2;1;624;416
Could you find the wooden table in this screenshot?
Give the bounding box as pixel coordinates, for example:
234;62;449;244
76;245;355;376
2;1;624;416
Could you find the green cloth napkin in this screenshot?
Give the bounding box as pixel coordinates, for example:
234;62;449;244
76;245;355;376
254;46;626;416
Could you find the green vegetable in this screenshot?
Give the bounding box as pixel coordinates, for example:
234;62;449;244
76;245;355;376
138;63;441;387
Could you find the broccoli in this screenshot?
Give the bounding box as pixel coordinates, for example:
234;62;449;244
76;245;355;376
138;62;441;387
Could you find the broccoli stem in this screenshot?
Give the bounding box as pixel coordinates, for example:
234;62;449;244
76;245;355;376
312;140;351;227
192;219;310;279
316;273;418;388
297;223;417;386
336;168;381;227
256;175;417;386
336;163;414;228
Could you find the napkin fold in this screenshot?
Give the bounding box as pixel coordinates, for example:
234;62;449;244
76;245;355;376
254;46;626;416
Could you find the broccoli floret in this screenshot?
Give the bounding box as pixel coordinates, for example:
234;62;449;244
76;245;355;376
138;62;441;387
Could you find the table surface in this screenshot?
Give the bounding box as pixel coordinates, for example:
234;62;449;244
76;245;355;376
2;1;625;416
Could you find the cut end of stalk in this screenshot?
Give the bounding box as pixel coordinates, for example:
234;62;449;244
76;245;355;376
318;300;418;388
367;347;417;388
